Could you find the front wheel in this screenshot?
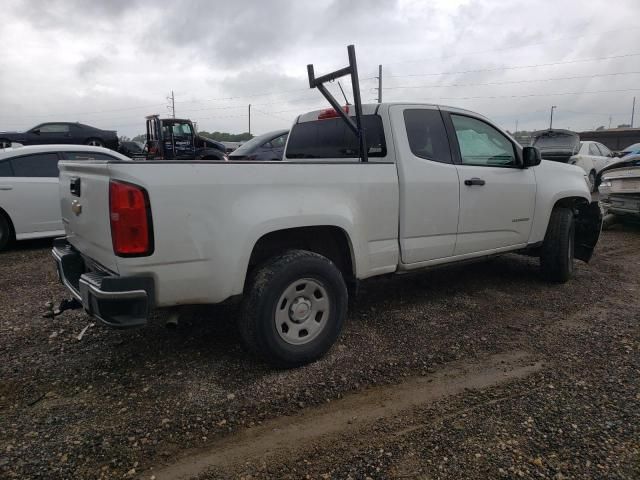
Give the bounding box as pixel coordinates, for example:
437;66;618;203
239;250;348;368
540;207;575;283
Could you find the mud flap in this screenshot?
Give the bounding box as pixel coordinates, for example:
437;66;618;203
574;201;603;262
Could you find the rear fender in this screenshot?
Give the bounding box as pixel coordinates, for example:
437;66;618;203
574;201;602;262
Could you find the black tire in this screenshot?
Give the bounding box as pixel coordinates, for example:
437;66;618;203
0;214;13;251
0;139;11;149
84;138;104;147
540;207;575;283
239;249;348;368
588;170;597;193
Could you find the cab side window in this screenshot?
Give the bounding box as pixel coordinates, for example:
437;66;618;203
588;143;601;156
0;160;12;177
451;114;517;167
10;153;60;177
270;134;288;148
403;109;451;163
61;152;117;161
597;143;611;156
39;124;70;133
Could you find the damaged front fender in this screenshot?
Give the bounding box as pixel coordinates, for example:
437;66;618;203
574;201;602;262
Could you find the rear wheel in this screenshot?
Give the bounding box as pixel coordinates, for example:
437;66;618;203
0;214;13;251
239;250;348;368
85;138;104;147
540;207;575;283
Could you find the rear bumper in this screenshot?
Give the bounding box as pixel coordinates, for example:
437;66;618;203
52;238;154;328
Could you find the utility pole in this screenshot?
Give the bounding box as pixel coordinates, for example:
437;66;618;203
375;65;383;104
608;115;612;129
515;119;519;134
248;104;251;136
549;105;556;129
167;90;175;118
631;96;636;128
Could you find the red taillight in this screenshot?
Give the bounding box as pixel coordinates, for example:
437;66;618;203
318;105;349;120
109;180;153;256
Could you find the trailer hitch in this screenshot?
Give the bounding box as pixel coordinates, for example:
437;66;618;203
43;298;82;318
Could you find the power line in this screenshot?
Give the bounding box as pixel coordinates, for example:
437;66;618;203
174;87;311;104
383;27;640;66
386;53;640;79
410;87;640;102
383;71;640;90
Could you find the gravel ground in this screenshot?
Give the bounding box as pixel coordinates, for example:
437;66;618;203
0;224;638;479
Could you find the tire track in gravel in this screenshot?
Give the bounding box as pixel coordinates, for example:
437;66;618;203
148;351;543;480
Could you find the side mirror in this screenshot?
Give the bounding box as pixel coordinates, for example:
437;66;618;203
32;129;40;135
523;146;542;167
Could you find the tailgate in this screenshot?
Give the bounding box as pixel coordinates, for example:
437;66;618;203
58;161;119;273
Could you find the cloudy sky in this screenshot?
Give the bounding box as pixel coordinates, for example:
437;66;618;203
2;0;639;138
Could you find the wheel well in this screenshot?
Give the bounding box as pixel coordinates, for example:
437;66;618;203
0;207;16;239
553;196;589;211
248;226;355;282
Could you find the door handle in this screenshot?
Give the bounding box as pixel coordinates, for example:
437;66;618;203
464;177;485;186
0;185;12;191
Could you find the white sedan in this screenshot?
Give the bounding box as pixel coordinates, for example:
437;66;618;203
0;144;130;250
569;141;617;192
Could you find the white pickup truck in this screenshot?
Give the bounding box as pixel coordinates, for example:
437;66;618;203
53;103;602;367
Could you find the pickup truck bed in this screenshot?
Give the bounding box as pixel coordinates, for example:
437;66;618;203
54;103;602;366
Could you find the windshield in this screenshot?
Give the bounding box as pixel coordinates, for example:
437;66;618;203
623;143;640;151
163;122;193;137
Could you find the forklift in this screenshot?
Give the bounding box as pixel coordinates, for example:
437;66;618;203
145;115;227;160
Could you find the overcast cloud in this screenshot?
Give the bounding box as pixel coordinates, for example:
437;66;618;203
1;0;639;137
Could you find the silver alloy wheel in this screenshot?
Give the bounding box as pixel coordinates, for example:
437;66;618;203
274;278;330;345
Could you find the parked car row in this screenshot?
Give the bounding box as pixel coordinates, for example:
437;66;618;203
531;129;618;192
0;120;291;162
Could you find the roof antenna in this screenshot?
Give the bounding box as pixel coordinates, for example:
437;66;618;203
337;81;351;105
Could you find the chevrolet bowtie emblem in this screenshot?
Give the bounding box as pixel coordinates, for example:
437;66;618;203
71;199;82;215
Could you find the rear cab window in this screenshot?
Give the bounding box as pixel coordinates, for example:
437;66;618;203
285;115;386;160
